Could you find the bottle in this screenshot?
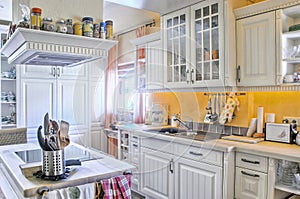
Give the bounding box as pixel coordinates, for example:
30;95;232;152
93;23;100;38
105;20;113;39
31;7;42;30
171;114;179;127
41;18;54;31
55;20;67;33
99;22;106;39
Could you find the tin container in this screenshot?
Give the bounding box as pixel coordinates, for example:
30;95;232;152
42;150;65;176
105;20;113;39
55;20;67;34
82;17;93;37
73;22;82;36
41;18;54;32
31;7;42;30
66;19;73;34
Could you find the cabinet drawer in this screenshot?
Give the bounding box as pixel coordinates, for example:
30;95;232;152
236;152;268;173
141;137;173;153
174;144;223;167
235;167;267;199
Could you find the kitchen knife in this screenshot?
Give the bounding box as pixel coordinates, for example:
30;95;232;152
43;113;50;135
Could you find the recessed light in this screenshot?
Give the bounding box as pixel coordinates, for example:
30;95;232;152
0;5;4;9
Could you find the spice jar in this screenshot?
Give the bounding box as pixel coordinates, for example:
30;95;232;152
66;19;73;34
41;18;54;31
73;22;82;36
105;20;113;39
82;17;93;37
55;20;67;33
99;22;106;39
31;7;42;30
93;24;99;38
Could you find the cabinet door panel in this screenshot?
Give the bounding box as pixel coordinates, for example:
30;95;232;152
175;157;222;199
18;79;56;141
56;79;88;132
146;40;164;89
235;167;267;199
20;65;55;79
236;11;276;86
141;147;173;199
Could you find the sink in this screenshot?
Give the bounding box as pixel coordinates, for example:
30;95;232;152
144;127;226;142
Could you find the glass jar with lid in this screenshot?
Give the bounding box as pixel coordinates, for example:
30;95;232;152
31;7;42;30
55;20;67;34
73;22;82;36
41;18;54;31
82;17;93;37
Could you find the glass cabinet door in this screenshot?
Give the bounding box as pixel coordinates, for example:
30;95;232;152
164;8;190;87
191;0;224;86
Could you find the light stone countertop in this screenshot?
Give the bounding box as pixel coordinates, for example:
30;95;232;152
0;142;135;198
117;123;300;162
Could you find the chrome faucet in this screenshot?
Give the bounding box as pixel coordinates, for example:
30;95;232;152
173;116;193;131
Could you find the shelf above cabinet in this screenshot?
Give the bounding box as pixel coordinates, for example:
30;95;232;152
283;58;300;64
282;30;300;40
1;28;117;67
1;78;16;81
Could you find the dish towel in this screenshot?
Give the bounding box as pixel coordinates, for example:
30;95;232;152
95;174;131;199
42;183;95;199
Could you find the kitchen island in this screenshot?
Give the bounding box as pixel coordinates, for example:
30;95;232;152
0;142;135;198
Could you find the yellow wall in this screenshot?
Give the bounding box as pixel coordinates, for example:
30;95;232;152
150;91;300;128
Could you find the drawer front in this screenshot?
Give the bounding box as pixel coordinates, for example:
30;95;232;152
174;143;223;167
235;167;267;199
130;142;140;165
141;137;173;153
236;152;268;173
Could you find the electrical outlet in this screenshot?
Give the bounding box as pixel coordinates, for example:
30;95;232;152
283;116;300;125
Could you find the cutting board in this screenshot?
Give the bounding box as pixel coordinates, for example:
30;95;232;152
221;135;264;144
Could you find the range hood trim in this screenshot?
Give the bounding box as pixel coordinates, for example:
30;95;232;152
1;28;117;67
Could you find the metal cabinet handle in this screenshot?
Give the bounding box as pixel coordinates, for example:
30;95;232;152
169;159;174;174
241;170;259;178
57;67;61;77
132;144;138;147
132;136;138;139
241;158;260;165
52;67;56;77
236;65;241;83
189;151;203;156
190;69;194;84
186;69;190;84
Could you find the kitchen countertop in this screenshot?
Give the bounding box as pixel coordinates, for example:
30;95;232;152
0;142;135;198
117;123;300;162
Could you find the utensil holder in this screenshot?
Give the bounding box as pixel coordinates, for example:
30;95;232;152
42;150;65;176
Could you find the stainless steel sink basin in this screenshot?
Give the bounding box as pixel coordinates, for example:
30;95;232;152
144;127;226;142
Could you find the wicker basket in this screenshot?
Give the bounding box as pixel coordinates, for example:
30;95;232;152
0;128;27;146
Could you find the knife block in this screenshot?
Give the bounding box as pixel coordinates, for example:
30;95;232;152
42;150;65;176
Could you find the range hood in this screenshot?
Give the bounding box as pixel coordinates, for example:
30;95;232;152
1;28;117;67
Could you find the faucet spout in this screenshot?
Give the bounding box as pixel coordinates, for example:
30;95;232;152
173;117;193;131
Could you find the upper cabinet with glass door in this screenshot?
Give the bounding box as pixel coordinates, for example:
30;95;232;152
163;8;190;88
191;0;224;87
163;0;227;88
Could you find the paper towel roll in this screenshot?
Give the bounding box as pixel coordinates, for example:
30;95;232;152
246;118;257;137
257;107;264;133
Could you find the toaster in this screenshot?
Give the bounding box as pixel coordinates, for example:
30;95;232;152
265;123;295;143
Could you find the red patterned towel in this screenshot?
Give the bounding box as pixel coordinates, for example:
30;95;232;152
115;174;131;199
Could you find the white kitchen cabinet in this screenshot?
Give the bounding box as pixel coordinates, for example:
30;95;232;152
175;156;223;199
235;152;268;199
163;0;241;88
190;0;225;87
17;64;89;143
163;7;191;88
140;147;174;199
131;32;163;90
236;11;276;86
0;55;16;129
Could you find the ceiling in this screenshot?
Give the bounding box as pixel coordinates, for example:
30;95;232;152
104;0;204;15
0;0;12;22
103;1;160;35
